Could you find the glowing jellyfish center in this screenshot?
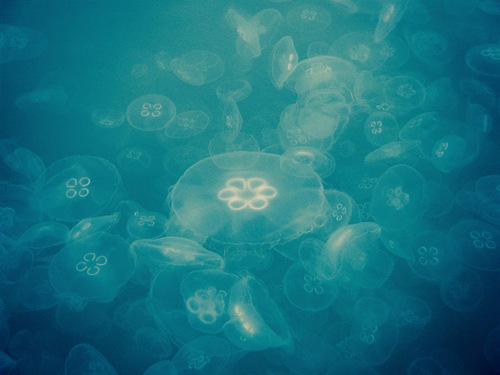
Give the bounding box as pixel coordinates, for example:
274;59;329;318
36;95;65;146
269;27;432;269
217;177;278;211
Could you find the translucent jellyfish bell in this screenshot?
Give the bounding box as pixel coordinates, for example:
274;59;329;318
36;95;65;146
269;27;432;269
330;32;389;70
286;4;332;34
180;269;239;333
439;267;484;312
271;36;298;90
65;343;117;375
350;297;398;366
126;94;176;131
169;152;326;246
15;87;70;115
42;155;122;222
171;50;225;86
223;276;290;350
280;146;335;178
370;164;426;232
90;109;125;129
284;56;356;95
282;262;339;311
49;232;136;307
465;44;500;77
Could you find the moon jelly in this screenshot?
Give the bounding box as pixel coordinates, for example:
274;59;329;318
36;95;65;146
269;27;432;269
42;155;122;222
169;152;326;246
171;50;225;86
126;94;176;131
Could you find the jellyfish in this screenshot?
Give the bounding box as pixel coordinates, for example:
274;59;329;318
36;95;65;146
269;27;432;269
448;219;500;271
279;146;335;178
169;152;327;246
68;213;120;242
330;32;389;70
42;155;122;222
16;221;68;254
286;4;332;34
17;265;58;311
363;111;399;147
49;232;136;308
364;140;421;163
370;164;426;231
126;94;176;131
126;210;167;239
391;295;431;343
116;146;152;173
374;0;409;43
226;8;261;59
181;269;239;333
270;36;298;89
223;276;291;350
406;28;454;68
0;140;45;185
65;343;117;375
170;336;233;375
171;50;224;86
325;223;394;289
350;297;399;366
15;87;70;115
382;75;426;110
439;267;484;312
216;79;252;102
284;56;357;94
282;262;339;312
0;244;34;285
90;109;125;129
465;43;500;77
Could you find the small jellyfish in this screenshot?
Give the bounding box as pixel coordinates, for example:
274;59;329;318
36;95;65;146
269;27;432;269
0;140;45;185
382;75;426;110
430;134;469;173
270;36;298;89
399;111;440;141
42;155;122;222
49;232;136;307
171;336;232;375
216;79;252;102
286;4;332;34
0;24;47;63
15;87;70;115
325;223;394;289
406;28;454;67
370;164;426;231
283;262;339;311
0;244;34;284
297;93;350;140
330;32;389;70
465;44;500;77
363;112;399;147
116;146;152;173
226;8;261;59
181;269;239;333
65;343;117;375
364;140;421;163
280;146;335;178
69;213;120;241
131;236;224;270
392;295;431;343
284;56;356;94
17;265;59;311
126;94;176;131
16;221;69;254
374;0;409;43
439;267;484;312
223;276;290;350
171;50;224;86
448;219;500;271
126;210;167;239
90;109;125;129
350;297;398;366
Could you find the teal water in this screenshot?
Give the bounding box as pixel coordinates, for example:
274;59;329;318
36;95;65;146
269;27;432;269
1;0;500;374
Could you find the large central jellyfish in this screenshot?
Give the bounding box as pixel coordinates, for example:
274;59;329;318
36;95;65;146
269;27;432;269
169;152;326;246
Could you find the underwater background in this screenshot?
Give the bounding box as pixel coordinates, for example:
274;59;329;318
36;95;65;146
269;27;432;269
1;0;500;374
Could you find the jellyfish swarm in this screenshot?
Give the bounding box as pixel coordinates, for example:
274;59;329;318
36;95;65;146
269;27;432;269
168;151;326;246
